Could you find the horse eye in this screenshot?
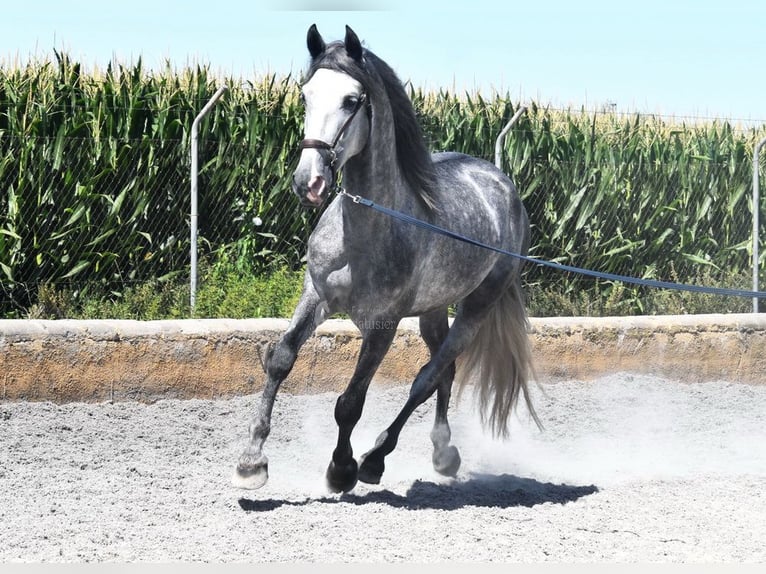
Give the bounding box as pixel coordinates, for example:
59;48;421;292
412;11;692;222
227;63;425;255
342;95;359;110
298;92;306;105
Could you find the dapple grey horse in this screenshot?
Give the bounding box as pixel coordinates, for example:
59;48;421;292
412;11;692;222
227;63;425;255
234;24;538;493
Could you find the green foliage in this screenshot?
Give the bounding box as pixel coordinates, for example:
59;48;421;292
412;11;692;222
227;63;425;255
1;53;765;318
412;89;763;315
525;266;751;317
0;54;311;315
24;263;749;320
192;256;303;318
25;264;305;320
79;280;189;320
413;91;760;286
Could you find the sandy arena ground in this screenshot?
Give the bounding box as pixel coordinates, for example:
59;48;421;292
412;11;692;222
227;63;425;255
1;374;765;562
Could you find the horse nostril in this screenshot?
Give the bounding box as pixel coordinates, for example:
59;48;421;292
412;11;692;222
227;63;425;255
306;175;327;206
308;175;325;195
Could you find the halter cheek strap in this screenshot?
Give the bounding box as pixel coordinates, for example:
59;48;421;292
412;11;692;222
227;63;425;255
299;92;368;171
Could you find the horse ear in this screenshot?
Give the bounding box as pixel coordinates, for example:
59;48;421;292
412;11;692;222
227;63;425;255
344;25;363;61
307;24;326;58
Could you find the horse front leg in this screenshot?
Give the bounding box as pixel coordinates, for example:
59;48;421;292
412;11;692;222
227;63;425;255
232;280;324;489
326;320;399;493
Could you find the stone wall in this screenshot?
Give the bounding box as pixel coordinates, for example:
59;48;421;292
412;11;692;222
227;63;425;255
1;314;764;402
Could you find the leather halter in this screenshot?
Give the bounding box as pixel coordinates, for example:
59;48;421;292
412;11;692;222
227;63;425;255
299;92;368;172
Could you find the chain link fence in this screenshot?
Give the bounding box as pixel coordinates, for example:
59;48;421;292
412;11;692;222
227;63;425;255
1;91;763;318
0;133;313;316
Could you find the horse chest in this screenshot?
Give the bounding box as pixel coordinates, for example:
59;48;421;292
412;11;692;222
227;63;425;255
308;208;414;313
311;258;409;315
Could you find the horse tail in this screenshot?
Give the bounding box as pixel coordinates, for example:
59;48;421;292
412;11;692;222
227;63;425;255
454;276;541;437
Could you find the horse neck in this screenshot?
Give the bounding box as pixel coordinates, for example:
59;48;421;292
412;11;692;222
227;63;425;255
343;119;412;213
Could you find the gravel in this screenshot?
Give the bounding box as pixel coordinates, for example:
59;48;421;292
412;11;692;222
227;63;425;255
1;374;765;562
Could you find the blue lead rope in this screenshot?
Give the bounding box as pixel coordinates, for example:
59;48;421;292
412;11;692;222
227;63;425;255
340;189;766;300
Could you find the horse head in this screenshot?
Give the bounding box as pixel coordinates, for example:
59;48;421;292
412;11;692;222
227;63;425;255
292;25;370;208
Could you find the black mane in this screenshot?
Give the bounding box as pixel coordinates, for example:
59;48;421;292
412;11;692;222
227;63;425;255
307;41;437;210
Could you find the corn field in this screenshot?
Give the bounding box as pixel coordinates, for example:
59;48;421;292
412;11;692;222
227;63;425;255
1;52;764;317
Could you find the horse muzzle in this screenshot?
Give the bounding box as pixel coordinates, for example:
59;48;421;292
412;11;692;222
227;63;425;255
293;173;330;208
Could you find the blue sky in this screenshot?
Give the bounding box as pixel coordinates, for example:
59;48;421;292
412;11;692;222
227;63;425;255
1;0;764;124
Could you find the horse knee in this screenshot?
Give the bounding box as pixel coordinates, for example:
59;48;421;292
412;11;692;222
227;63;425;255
334;391;364;427
265;342;297;382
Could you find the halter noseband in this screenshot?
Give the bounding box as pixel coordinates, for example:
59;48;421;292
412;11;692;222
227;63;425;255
299;92;368;175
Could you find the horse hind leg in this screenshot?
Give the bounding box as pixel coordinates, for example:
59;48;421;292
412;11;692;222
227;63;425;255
358;268;529;485
357;306;483;485
357;308;461;483
420;308;461;477
358;303;489;485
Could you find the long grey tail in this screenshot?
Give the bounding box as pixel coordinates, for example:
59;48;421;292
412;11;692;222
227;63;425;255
455;277;541;437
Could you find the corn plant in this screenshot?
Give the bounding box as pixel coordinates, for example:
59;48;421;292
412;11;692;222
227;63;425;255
1;52;764;317
414;89;762;307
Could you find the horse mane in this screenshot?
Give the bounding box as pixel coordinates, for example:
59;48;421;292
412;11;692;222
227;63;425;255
307;42;437;211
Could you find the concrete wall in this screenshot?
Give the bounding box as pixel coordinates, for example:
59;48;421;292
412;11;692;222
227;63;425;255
1;314;765;402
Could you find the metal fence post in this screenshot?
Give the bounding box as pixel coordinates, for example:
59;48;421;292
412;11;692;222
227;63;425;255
190;86;227;315
494;105;527;170
753;136;766;313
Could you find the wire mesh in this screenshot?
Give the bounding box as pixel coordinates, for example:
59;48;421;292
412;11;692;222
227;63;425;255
1;90;764;317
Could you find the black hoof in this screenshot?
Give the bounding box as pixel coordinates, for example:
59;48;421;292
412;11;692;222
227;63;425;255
358;454;385;484
326;458;358;493
433;445;461;477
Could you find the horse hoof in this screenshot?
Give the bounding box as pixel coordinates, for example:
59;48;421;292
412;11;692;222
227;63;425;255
433;445;461;477
326;459;358;493
232;453;269;489
358;454;384;484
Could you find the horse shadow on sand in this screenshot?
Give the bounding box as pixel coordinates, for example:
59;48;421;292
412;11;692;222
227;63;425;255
238;473;599;512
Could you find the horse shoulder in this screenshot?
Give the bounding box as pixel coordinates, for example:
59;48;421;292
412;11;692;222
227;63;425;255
306;201;353;309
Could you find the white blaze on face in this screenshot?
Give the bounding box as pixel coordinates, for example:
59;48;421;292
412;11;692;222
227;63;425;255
298;69;366;205
302;68;364;148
